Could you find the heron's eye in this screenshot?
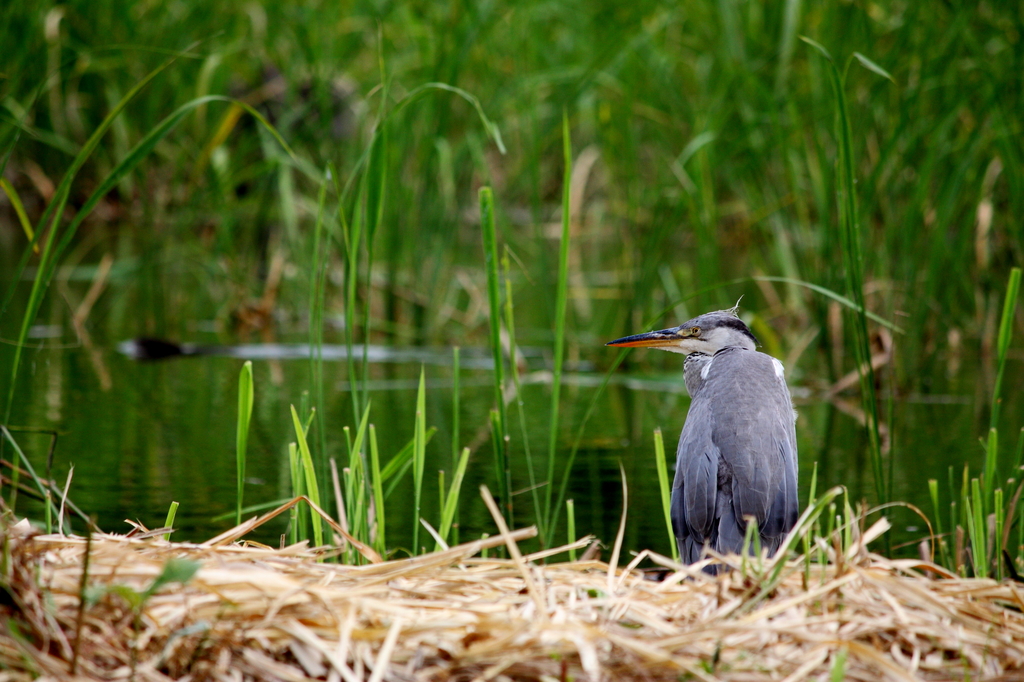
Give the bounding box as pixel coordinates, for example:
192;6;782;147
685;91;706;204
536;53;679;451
690;326;700;335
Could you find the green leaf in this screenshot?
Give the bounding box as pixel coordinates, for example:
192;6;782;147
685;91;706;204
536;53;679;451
380;427;437;482
411;368;427;554
653;428;679;563
291;405;324;548
799;35;834;62
236;360;254;526
0;178;34;246
853;52;895;83
830;646;848;682
107;585;143;609
437;446;471;548
83;584;108;607
753;277;904;333
163;501;179;542
369;425;386;557
675;131;717;168
149;557;201;594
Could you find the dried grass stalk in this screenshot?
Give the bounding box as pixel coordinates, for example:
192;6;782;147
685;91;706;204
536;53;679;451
3;519;1024;681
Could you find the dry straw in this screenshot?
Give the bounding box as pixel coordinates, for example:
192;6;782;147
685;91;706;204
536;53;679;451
3;505;1024;682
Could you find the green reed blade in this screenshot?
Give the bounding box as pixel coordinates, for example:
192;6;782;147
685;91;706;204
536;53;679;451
288;443;302;545
235;360;254;527
542;111;574;542
823;503;836;567
359;40;389;409
653;428;679;563
438;470;446;533
842;490;853;554
549;346;630;545
1013;428;1024;477
342;169;367;428
437;447;470;549
383;459;415;501
3;50;180;419
752;278;905;333
830;646;848;682
451;347;461;474
950;466;959;546
291;405;323;549
1;425;58;519
928;479;950;568
984;428;999;515
380;428;437;483
0;178;33;245
353;465;367;552
212;499;291;522
309;167;331;501
736;486;845;614
502;249;543;540
359;130;386;425
852;53;895;83
163;501;179;542
346;402;372;549
986;267;1021;503
801;37;889;506
1019;488;1024;574
330;81;503;213
774;0;803;94
805;462;819;567
411;368;427;554
341;458;354;561
968;478;986;577
995;488;1005;580
3;89;298;423
479;186;510;524
567;499;577;562
806;461;818;509
369;425;385;557
347;404;373;476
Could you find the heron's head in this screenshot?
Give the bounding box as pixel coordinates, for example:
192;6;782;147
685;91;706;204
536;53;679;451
605;306;758;355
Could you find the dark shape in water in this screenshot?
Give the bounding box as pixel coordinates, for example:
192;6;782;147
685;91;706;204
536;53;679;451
117;338;550;369
119;338;220;360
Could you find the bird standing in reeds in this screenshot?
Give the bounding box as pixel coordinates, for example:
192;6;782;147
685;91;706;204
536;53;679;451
607;305;798;570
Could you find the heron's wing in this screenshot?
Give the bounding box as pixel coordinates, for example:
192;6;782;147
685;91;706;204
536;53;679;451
704;348;798;539
671;395;719;554
763;423;799;539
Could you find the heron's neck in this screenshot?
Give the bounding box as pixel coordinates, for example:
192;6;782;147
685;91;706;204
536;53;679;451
683;352;712;396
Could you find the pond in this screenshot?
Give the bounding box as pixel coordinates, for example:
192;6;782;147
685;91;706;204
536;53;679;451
3;257;1018;560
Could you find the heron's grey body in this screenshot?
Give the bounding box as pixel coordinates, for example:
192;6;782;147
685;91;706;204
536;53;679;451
606;307;799;570
675;345;798;565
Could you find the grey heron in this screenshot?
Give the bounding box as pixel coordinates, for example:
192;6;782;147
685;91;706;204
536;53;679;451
606;306;799;569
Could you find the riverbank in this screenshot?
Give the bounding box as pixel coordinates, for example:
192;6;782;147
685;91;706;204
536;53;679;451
3;516;1023;681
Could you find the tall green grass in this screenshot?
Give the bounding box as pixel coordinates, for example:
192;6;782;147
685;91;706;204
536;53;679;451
501;249;544;536
803;38;893;507
929;268;1021;578
2;2;1021;564
3;5;1017;365
540;112;575;547
479;186;511;525
308;167;331;494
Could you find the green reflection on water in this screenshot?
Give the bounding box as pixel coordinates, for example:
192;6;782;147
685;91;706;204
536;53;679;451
2;331;1017;559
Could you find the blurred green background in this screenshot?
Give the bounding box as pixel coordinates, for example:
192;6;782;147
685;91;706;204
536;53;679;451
1;1;1021;560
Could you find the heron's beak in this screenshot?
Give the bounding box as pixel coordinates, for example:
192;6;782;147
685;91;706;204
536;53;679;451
605;327;685;349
